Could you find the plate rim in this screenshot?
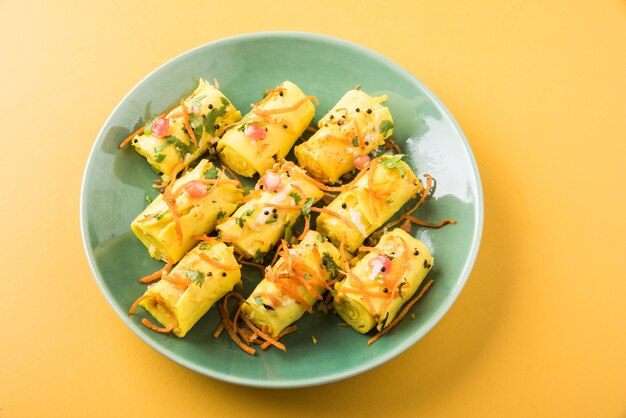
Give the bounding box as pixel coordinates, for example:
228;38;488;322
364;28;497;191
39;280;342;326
80;31;484;388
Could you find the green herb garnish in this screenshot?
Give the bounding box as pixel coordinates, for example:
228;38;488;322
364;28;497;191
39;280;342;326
235;209;254;227
321;252;339;279
301;197;315;215
217;210;226;220
379;154;406;178
203;97;230;136
186;270;206;287
155;210;168;221
284;222;293;242
379;120;394;137
288;191;302;205
204;165;219;179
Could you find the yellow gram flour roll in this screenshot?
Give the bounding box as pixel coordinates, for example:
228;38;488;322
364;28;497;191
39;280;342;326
137;241;241;337
241;231;343;337
131;79;241;181
295;89;394;184
217;81;316;177
216;163;323;260
334;228;433;333
131;159;243;263
316;155;422;253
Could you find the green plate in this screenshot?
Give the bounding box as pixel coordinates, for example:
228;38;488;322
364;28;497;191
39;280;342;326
81;32;483;388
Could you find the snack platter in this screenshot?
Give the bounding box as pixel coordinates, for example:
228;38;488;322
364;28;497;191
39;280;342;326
81;33;483;387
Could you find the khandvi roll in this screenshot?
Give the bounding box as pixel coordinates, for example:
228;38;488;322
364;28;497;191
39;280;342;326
131;159;243;263
241;231;343;337
316;155;422;254
215;163;323;260
130;79;241;181
334;228;433;333
295;89;394;184
134;241;242;337
217;81;316;177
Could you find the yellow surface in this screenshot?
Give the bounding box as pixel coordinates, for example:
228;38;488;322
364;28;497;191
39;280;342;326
1;0;625;416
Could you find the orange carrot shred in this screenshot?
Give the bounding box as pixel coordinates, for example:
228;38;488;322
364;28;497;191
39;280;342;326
138;258;174;283
298;215;310;241
129;294;177;334
119;104;177;148
242;317;286;351
403;215;456;229
180;98;198;148
198;252;241;271
368;279;434;345
260;326;297;350
253;95;319;117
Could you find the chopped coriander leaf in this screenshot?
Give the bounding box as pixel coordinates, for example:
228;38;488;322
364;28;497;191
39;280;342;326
191;94;206;108
145;194;152;204
379;154;406;178
155;135;194;161
317;234;324;243
217;210;226;220
321;252;339;279
386;199;394;204
284;222;293;242
154;153;166;163
144;116;157;136
301;197;315;215
265;218;278;224
288;191;302;205
155;210;168;221
203;99;229;136
204;165;219;179
235;209;254;227
241;186;253;196
311;336;318;345
253;249;266;263
186;270;206;287
199;242;211;250
379;120;394;137
189;115;204;139
352;136;359;147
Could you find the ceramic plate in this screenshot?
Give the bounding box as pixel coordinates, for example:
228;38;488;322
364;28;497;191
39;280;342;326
81;32;483;388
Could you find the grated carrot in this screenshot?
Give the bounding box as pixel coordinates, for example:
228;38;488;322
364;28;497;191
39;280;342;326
403;215;456;229
310;207;354;228
242;317;286;351
221;164;244;188
260;326;297;350
162;186;183;245
198;252;241;271
180;98;198;148
297;215;310;241
119;104;177;148
138;258;174;284
368;279;433;345
129;294;177;334
253;95;319;117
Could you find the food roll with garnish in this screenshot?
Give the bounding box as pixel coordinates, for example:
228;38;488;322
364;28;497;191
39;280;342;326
130;241;242;337
124;79;241;182
217;81;317;177
241;231;343;337
334;228;433;334
316;155;422;253
215;162;323;261
294;89;394;184
131;159;243;263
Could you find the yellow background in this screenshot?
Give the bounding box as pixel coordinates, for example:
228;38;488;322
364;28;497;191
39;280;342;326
1;0;625;416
